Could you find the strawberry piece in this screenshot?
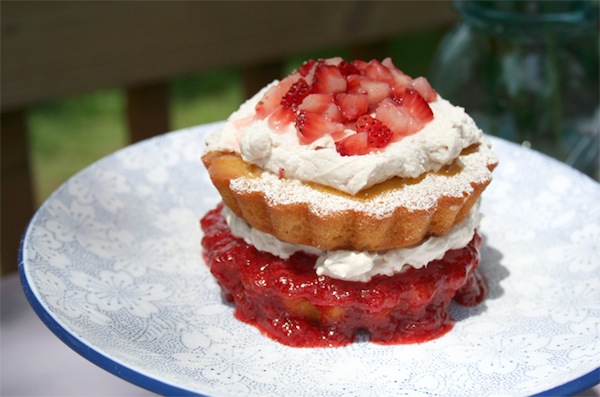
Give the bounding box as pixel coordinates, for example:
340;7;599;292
338;61;360;77
268;107;295;131
255;84;284;119
299;94;342;122
335;132;371;156
357;78;390;108
355;115;393;147
381;57;400;73
297;60;317;77
255;74;300;119
365;59;394;84
352;59;369;72
281;78;310;109
411;76;437;102
355;114;379;131
345;74;362;92
335;93;369;121
322;102;343;123
299;94;334;113
347;75;390;107
374;98;413;138
354;115;393;148
382;57;413;93
394;88;434;123
323;57;344;66
312;64;347;94
368;124;393;148
295;111;344;144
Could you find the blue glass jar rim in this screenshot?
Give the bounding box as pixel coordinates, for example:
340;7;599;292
453;0;598;30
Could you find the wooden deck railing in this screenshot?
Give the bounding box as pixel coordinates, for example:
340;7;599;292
1;1;457;275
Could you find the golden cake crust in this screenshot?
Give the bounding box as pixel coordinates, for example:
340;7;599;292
202;144;497;251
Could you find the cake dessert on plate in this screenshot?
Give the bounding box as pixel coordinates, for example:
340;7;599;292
200;57;498;347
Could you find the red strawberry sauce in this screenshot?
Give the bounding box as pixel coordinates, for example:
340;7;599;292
201;204;487;347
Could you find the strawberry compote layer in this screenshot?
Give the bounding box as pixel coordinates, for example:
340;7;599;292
201;204;487;348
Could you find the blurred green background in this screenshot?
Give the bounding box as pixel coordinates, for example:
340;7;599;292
28;29;445;206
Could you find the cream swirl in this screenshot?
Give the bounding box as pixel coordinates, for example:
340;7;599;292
204;81;485;195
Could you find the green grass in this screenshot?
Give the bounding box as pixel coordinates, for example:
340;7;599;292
28;29;446;206
28;68;245;205
29;90;128;204
171;67;245;129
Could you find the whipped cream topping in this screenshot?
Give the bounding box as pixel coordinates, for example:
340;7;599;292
222;204;481;282
204;81;486;194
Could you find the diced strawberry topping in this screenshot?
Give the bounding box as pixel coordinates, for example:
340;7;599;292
255;74;300;119
335;114;394;154
322;102;344;123
355;115;393;148
355;114;378;131
411;76;437;103
347;76;390;108
335;132;371;156
374;98;413;138
299;94;334;113
323;57;344;66
352;59;369;72
345;74;362;93
365;59;394;84
297;60;317;77
312;64;347;94
393;88;434;123
255;84;283;119
268;107;295;131
368;124;393;148
281;79;310;109
338;61;360;77
295;111;344;144
380;57;400;72
364;80;390;108
253;56;437;155
381;57;413;93
335;93;369;121
299;94;343;123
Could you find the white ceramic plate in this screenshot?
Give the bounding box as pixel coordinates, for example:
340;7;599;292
20;122;600;396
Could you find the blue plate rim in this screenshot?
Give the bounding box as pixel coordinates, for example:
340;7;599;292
17;128;600;396
19;235;600;396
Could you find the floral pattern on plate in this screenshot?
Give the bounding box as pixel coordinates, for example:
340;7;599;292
20;122;600;396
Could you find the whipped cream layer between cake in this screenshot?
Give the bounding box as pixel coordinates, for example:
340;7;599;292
205;81;490;194
222;204;481;282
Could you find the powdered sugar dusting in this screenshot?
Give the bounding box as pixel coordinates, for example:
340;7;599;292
230;140;496;218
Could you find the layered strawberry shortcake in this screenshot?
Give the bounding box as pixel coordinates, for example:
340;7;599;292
200;57;497;347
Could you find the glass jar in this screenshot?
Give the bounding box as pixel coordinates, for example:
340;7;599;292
429;0;599;180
